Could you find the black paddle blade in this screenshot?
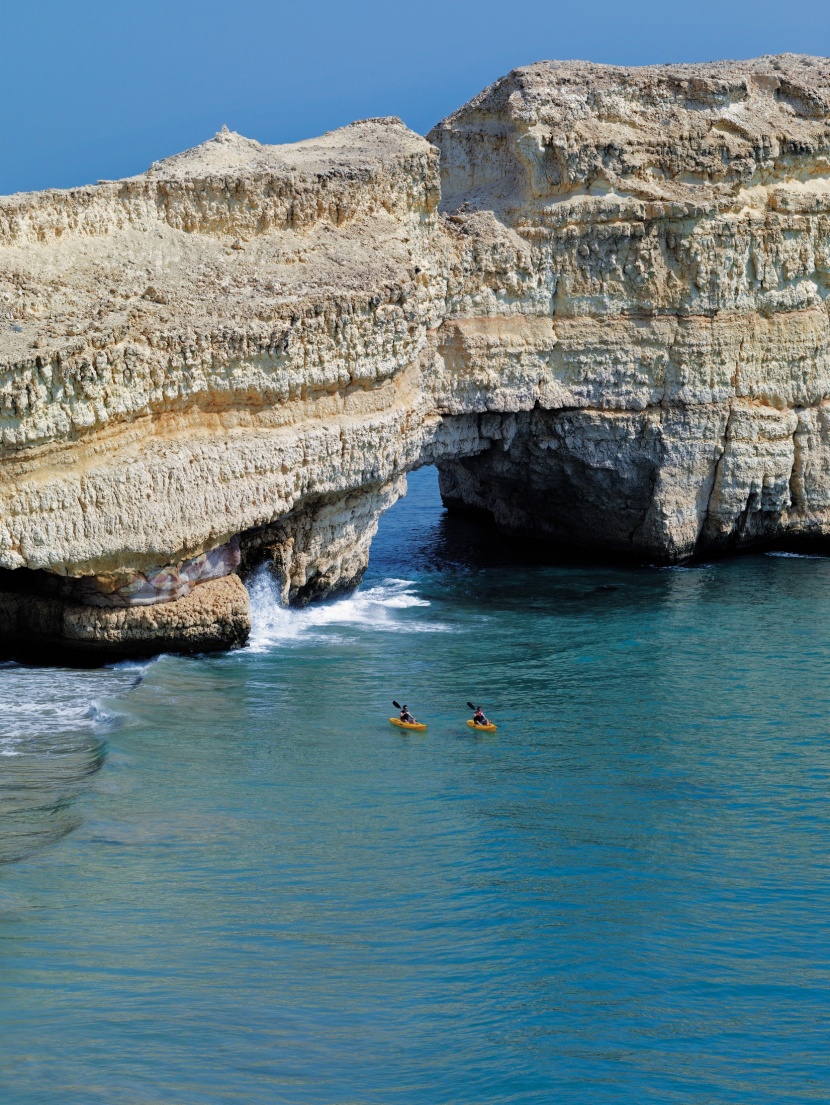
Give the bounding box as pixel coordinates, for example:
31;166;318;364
467;702;476;711
393;700;402;710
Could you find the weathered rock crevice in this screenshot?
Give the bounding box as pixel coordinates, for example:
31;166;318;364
237;478;406;607
4;56;830;657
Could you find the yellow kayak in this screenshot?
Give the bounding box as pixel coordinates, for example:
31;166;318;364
467;719;497;732
390;717;427;732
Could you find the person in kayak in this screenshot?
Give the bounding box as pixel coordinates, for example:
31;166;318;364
400;704;417;725
472;705;491;727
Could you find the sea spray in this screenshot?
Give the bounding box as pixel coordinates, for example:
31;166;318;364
3;468;830;1101
246;566;446;652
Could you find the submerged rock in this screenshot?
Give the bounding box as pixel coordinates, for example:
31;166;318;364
2;56;830;655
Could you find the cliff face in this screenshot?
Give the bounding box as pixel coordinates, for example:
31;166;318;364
429;55;830;559
2;55;830;656
0;119;448;654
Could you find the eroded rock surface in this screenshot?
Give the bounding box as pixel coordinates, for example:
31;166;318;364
3;55;830;655
429;55;830;558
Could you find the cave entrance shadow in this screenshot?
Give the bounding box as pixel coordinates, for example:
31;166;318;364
364;466;679;621
369;465;648;581
373;465;830;583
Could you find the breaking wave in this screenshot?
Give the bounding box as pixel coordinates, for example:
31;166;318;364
0;662;144;753
0;661;146;864
247;568;449;651
765;551;826;559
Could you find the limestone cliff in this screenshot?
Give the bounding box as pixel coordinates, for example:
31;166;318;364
0;118;446;655
429;55;830;559
2;55;830;656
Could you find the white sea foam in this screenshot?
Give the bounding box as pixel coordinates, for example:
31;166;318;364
765;551;825;559
0;661;146;750
0;659;149;863
247;569;448;651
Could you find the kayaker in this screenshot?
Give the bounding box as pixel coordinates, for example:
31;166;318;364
472;706;490;727
400;704;417;725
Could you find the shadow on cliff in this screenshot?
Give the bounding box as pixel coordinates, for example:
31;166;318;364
371;472;658;579
369;481;644;596
367;468;830;624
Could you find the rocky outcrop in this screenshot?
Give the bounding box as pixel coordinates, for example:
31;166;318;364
428;55;830;559
239;479;407;606
0;118;444;655
0;575;249;660
2;55;830;656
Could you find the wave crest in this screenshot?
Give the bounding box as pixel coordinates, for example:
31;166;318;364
247;570;448;651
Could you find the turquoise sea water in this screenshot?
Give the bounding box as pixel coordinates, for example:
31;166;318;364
1;466;830;1103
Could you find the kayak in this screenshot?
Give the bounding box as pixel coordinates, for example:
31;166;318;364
467;719;497;732
390;717;427;732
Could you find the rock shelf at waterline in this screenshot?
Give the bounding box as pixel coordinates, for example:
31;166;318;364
3;55;830;657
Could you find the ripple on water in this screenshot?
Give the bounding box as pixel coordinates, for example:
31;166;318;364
0;662;144;865
2;469;830;1104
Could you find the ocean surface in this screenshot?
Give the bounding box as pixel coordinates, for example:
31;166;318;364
1;466;829;1104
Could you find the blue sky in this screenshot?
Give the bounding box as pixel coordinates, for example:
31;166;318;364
3;0;829;195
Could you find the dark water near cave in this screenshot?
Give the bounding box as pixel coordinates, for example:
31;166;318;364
1;467;830;1104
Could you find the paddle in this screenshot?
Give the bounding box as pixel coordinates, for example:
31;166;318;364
468;701;494;728
393;700;402;710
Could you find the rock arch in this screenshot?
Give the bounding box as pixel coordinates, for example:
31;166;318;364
3;56;830;656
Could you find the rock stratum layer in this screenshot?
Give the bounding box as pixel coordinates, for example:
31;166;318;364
3;55;830;656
